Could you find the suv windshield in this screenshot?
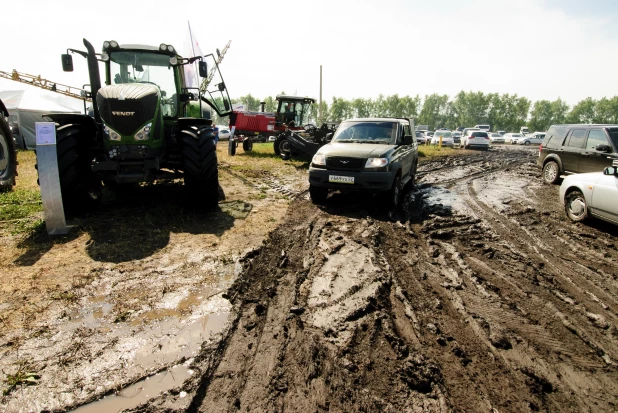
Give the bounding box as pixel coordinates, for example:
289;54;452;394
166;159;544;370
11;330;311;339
333;121;399;143
109;51;177;116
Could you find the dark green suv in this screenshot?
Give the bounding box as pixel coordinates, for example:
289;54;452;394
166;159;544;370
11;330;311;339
308;118;418;205
537;125;618;184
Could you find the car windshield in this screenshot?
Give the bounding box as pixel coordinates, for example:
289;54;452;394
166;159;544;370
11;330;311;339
109;51;177;116
332;121;399;143
434;131;452;138
491;133;501;137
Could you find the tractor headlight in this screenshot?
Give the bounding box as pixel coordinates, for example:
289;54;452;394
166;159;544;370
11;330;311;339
100;53;109;62
103;124;121;141
169;56;178;66
110;40;118;48
134;123;152;141
103;41;110;49
312;154;326;166
167;45;175;53
160;43;167;51
365;158;389;169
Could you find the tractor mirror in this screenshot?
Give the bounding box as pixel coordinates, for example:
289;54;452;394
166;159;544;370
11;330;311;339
61;54;74;72
135;64;144;72
198;61;208;78
218;82;226;92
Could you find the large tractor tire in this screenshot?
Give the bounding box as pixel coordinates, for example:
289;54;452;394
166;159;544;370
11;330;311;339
182;125;219;208
53;124;101;212
0;113;17;191
242;139;253;152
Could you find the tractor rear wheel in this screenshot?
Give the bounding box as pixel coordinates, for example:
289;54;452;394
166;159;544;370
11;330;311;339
182;125;219;207
53;124;101;212
0;113;17;191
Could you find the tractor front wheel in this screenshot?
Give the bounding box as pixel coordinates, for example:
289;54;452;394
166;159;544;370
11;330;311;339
52;124;101;212
273;134;286;156
243;139;253;152
0;113;17;191
182;125;219;208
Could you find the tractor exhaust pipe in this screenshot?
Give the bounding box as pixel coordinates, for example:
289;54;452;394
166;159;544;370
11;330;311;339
259;101;265;112
83;38;102;122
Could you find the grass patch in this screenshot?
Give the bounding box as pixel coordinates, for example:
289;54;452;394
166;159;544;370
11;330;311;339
418;145;460;158
3;362;40;396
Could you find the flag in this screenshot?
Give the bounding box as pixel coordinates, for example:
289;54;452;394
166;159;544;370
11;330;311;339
183;21;203;89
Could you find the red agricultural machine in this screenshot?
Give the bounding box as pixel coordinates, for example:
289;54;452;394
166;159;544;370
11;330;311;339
227;95;336;160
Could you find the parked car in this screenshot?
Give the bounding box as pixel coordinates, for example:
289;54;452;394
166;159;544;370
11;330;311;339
431;130;454;146
497;130;506;136
504;133;523;144
415;130;427;144
474;124;491;132
538;124;618;184
560;166;618;225
218;128;232;141
460;130;490;150
489;133;505;144
517;132;545;146
452;131;462;145
308;117;419;206
462;127;481;139
521;126;530;135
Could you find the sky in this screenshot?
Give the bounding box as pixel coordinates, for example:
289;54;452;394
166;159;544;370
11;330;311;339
2;0;618;110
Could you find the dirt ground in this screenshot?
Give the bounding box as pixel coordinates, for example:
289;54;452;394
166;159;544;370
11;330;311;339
2;144;618;412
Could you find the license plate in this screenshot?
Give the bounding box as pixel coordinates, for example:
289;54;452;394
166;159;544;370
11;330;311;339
329;175;354;184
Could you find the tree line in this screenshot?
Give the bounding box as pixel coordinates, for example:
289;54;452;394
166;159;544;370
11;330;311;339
221;92;618;133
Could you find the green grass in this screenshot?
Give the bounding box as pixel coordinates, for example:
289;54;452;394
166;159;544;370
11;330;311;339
418;145;459;158
0;189;44;235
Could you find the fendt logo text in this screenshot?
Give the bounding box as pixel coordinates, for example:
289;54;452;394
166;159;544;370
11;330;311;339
112;111;135;116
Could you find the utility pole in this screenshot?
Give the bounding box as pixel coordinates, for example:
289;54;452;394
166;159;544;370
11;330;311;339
319;65;323;125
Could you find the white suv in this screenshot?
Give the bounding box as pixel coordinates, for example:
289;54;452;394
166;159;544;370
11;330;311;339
461;130;490;150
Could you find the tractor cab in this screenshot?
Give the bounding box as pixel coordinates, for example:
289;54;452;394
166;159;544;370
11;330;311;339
275;95;315;127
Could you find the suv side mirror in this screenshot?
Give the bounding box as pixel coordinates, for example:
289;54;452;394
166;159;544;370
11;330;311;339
198;61;208;78
604;166;618;176
61;54;74;72
326;133;333;142
401;135;413;145
596;144;612;153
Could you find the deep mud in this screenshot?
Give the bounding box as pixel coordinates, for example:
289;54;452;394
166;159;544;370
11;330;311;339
3;146;618;412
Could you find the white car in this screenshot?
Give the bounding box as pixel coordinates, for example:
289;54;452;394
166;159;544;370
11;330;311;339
489;133;505;144
560;166;618;225
517;132;545;146
218;128;232;141
431;130;454;146
504;133;523;144
460;130;490;150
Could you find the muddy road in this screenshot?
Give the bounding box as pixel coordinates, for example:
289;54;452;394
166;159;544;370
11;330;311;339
2;146;618;412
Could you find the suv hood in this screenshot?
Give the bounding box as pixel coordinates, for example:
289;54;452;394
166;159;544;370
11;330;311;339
317;142;394;158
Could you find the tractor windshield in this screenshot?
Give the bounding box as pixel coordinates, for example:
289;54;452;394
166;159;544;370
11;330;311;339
277;99;313;126
109;51;177;116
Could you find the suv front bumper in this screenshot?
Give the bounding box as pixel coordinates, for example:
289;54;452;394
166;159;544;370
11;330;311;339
308;167;395;192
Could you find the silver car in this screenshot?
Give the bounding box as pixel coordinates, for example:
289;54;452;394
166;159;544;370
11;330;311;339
517;132;545;146
560;166;618;225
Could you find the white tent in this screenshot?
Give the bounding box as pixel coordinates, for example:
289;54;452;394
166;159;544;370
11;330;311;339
0;89;83;149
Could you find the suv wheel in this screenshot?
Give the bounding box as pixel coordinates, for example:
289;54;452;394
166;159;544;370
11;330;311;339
542;160;560;184
309;185;328;203
565;190;587;222
387;174;401;207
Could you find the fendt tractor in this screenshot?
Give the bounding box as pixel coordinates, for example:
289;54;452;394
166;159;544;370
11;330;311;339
45;38;234;211
229;95;336;160
0;98;17;191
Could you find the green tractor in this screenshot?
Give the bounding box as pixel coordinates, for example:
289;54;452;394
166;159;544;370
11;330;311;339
47;38;233;211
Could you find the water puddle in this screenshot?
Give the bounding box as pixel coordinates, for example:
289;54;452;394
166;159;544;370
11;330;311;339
72;363;193;413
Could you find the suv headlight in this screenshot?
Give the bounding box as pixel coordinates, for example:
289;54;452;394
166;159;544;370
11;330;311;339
134;123;152;141
103;124;121;141
365;158;389;168
312;154;326;166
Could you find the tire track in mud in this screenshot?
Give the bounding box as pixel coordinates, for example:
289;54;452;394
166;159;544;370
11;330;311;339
402;153;618;411
136;149;618;412
219;165;305;198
